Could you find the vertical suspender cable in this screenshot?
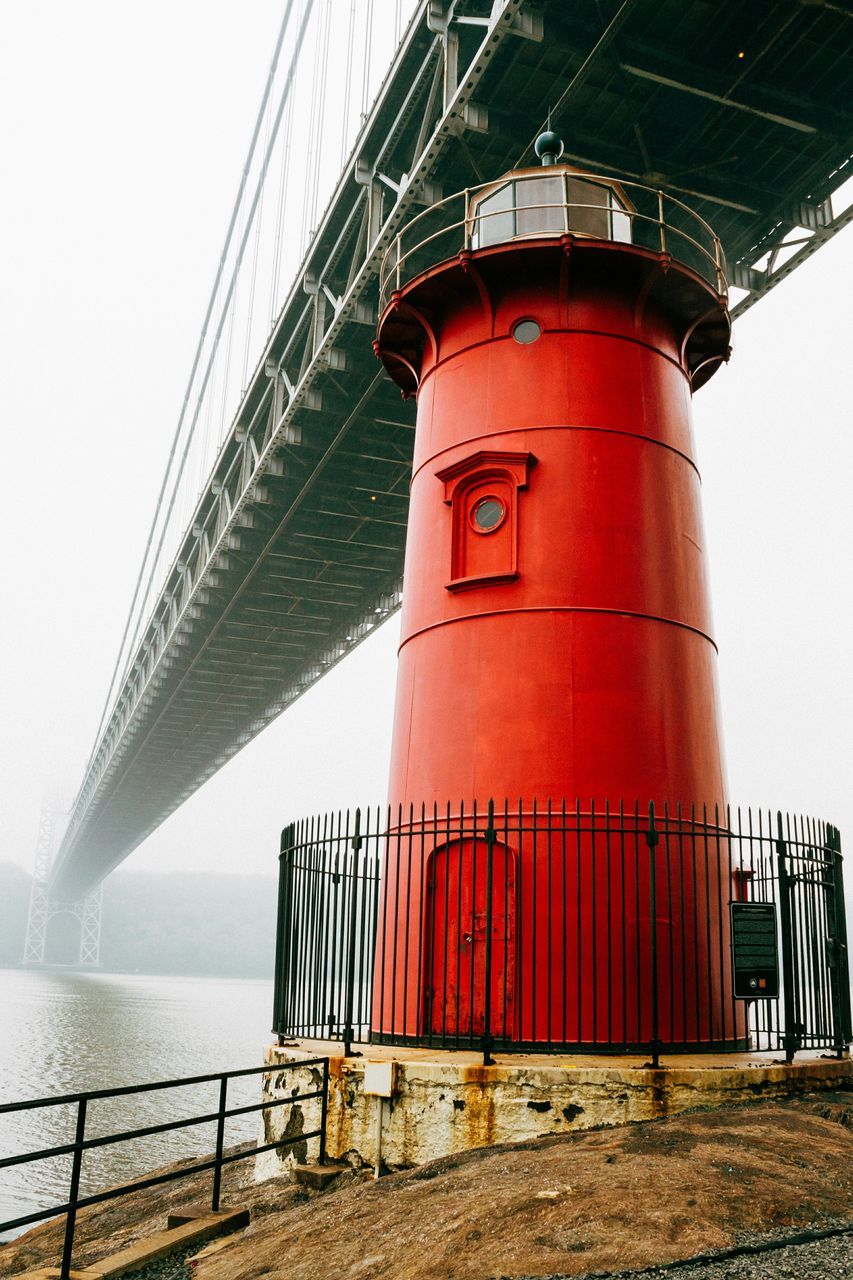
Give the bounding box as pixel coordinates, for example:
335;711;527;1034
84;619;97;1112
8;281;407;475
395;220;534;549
308;0;334;235
361;0;375;121
79;0;299;781
340;0;357;166
300;3;323;251
243;89;273;386
269;24;298;330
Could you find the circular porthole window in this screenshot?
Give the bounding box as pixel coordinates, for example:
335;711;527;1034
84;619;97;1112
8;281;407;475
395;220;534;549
512;318;541;344
471;496;506;533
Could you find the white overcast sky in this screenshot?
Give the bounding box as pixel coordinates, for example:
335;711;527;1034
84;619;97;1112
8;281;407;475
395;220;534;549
1;2;851;895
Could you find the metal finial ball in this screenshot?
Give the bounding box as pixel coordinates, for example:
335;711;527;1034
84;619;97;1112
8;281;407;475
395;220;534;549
534;130;564;166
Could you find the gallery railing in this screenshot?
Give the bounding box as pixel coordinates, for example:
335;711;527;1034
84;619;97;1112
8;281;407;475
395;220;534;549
272;802;851;1065
378;173;728;313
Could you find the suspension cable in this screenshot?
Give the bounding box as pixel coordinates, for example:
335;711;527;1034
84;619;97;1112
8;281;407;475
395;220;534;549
125;0;317;671
80;0;302;781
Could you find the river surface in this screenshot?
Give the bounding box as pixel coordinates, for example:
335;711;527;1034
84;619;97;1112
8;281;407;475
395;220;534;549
0;968;275;1239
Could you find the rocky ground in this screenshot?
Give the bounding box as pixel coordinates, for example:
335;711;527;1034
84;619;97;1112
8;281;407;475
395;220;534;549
2;1093;851;1280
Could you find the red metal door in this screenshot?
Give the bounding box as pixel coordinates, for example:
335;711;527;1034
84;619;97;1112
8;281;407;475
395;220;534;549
424;839;516;1040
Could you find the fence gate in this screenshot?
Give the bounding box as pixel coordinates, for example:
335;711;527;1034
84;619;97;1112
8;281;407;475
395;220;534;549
777;820;852;1060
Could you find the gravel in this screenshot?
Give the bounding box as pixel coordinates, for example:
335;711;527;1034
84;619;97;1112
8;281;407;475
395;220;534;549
117;1242;196;1279
510;1225;853;1280
603;1232;853;1279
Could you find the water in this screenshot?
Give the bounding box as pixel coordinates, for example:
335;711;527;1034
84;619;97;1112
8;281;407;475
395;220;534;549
0;968;275;1239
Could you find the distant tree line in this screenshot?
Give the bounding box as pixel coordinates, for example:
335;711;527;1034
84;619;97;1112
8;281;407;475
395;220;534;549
0;862;277;978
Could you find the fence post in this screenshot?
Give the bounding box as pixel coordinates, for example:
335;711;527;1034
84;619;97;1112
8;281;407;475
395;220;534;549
319;1057;330;1165
657;189;666;253
775;812;800;1064
646;802;661;1068
343;809;362;1057
274;824;295;1043
60;1096;87;1280
481;800;496;1066
211;1075;228;1212
827;826;852;1056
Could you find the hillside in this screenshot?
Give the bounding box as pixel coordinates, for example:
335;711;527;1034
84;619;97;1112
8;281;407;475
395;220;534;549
2;1093;851;1279
0;862;277;978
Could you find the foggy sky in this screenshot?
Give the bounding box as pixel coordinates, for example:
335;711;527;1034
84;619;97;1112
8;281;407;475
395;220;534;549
1;2;851;907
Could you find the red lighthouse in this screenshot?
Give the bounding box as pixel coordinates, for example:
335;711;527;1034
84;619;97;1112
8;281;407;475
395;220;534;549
372;132;735;1051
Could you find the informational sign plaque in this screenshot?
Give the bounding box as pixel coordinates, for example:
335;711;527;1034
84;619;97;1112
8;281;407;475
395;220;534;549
730;902;779;999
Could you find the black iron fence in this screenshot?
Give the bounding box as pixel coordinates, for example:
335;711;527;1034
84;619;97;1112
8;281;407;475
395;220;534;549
0;1060;328;1279
273;802;851;1065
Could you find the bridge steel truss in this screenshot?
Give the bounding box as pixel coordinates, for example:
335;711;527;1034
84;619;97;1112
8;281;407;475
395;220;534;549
53;0;853;896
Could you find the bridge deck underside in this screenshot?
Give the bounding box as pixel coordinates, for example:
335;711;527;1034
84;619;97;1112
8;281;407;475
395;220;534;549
54;0;853;894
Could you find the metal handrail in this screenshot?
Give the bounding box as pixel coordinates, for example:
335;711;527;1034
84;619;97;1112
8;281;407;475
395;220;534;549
379;172;728;313
0;1059;330;1279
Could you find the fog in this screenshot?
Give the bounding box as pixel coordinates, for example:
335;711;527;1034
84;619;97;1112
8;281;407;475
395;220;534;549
1;2;850;912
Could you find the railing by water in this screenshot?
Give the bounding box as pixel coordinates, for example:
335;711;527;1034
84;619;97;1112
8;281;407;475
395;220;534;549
273;802;851;1066
0;1060;329;1279
379;171;728;313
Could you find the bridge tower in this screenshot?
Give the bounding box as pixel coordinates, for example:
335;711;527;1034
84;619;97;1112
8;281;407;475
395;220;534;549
372;131;734;1048
22;794;103;968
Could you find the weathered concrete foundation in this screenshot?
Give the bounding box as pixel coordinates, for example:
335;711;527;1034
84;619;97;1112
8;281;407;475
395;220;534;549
255;1041;852;1179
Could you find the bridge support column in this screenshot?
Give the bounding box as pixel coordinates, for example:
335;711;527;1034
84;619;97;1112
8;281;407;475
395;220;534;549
22;797;104;968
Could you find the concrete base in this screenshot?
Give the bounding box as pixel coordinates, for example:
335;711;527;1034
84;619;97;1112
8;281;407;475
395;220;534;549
256;1040;852;1179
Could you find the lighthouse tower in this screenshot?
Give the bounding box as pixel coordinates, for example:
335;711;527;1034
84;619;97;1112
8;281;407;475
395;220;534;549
372;132;735;1050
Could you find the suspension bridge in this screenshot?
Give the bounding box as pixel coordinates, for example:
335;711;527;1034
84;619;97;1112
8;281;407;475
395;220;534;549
36;0;853;919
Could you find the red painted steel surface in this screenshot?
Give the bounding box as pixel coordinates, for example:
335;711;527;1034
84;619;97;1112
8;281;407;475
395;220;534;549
373;231;735;1047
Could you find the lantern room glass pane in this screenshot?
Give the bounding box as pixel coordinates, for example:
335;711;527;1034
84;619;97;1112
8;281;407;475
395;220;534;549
566;177;610;239
515;175;565;236
611;205;633;243
475;181;515;247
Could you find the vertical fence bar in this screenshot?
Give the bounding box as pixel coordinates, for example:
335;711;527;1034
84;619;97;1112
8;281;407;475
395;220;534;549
646;802;660;1067
827;826;851;1055
414;808;428;1047
401;807;412;1046
502;799;510;1045
713;805;726;1047
319;1057;329;1164
343;809;362;1056
833;829;852;1048
591;799;597;1045
274;824;295;1040
547;799;553;1046
441;803;451;1047
211;1075;228;1212
664;803;674;1046
619;802;627;1050
482;799;496;1065
531;799;538;1044
60;1097;87;1280
605;801;612;1048
317;818;333;1040
776;812;799;1063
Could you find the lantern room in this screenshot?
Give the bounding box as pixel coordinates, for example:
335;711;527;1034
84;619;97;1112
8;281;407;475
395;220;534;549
469;133;634;248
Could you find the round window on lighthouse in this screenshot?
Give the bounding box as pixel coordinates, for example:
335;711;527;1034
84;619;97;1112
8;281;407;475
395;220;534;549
512;318;541;344
471;496;506;533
